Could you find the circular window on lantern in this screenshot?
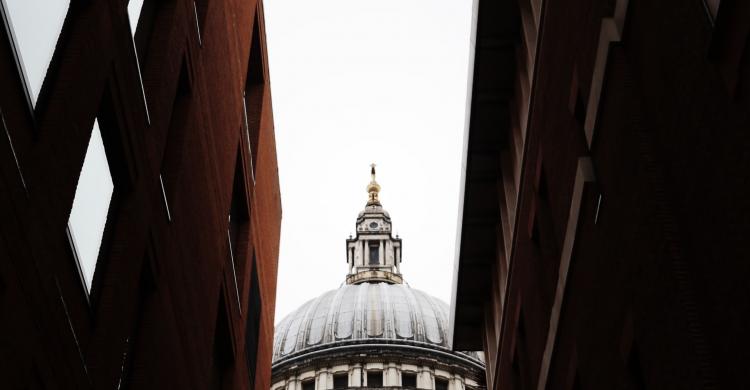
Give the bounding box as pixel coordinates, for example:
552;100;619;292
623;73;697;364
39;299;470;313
369;222;378;229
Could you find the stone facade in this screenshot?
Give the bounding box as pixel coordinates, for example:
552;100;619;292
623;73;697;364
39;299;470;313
272;169;485;390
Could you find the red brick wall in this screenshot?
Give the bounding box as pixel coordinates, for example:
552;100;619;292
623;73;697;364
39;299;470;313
456;0;750;389
0;0;280;388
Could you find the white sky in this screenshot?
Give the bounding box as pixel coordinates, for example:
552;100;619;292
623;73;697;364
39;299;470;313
4;0;69;105
265;0;474;321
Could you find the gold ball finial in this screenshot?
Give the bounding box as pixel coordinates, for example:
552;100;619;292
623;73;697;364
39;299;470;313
367;163;381;205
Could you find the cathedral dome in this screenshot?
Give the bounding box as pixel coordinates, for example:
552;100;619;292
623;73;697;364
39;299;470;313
272;283;483;366
271;166;485;390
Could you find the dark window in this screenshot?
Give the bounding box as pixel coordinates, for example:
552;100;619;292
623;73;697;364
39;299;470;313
160;58;191;220
512;310;528;390
706;0;720;21
228;151;250;311
572;373;582;390
369;242;379;265
245;258;262;388
367;371;382;388
243;11;265;180
573;89;586;125
530;216;541;247
402;372;416;388
511;354;522;390
131;0;162;63
625;346;646;390
210;293;233;389
302;380;315;390
435;378;448;390
333;373;348;389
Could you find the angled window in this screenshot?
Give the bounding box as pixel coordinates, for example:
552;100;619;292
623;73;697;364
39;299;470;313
67;89;129;297
245;258;262;388
228;151;250;312
67;119;114;293
210;292;233;389
1;0;70;107
705;0;720;21
126;0;151;123
160;59;192;221
127;0;144;37
242;12;266;182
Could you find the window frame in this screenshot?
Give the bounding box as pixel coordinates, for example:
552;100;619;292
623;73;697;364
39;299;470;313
0;0;71;115
66;84;134;303
227;147;252;314
242;8;267;184
245;257;262;388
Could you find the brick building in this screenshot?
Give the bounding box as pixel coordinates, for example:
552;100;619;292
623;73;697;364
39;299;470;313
451;0;750;389
0;0;280;389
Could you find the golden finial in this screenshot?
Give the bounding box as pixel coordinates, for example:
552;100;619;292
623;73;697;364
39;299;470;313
367;163;381;205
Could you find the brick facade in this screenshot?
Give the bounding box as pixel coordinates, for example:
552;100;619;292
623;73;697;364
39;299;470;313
452;0;750;389
0;0;280;389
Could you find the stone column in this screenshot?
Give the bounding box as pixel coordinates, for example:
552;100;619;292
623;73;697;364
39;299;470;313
350;363;363;387
385;362;399;386
317;369;330;390
451;375;464;390
363;240;369;265
417;366;432;389
288;376;301;390
379;240;384;265
385;240;393;266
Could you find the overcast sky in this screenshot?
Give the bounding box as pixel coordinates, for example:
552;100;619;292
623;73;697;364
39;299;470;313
265;0;475;321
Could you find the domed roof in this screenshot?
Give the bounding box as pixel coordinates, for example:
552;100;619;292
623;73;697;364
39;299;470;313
272;283;482;365
357;204;390;219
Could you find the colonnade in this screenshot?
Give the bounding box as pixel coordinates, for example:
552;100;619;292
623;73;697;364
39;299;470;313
273;361;480;390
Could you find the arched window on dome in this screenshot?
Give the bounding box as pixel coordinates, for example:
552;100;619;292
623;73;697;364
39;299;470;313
369;241;379;265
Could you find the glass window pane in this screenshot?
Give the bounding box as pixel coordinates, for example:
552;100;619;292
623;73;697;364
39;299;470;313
68;119;114;292
3;0;70;105
127;0;144;37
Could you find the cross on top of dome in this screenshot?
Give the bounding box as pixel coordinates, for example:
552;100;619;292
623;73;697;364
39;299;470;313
367;163;381;205
345;165;403;284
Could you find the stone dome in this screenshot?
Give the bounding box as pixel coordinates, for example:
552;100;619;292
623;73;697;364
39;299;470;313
272;283;482;366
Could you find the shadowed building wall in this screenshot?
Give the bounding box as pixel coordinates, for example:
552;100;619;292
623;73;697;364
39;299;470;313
451;0;750;389
0;0;280;389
